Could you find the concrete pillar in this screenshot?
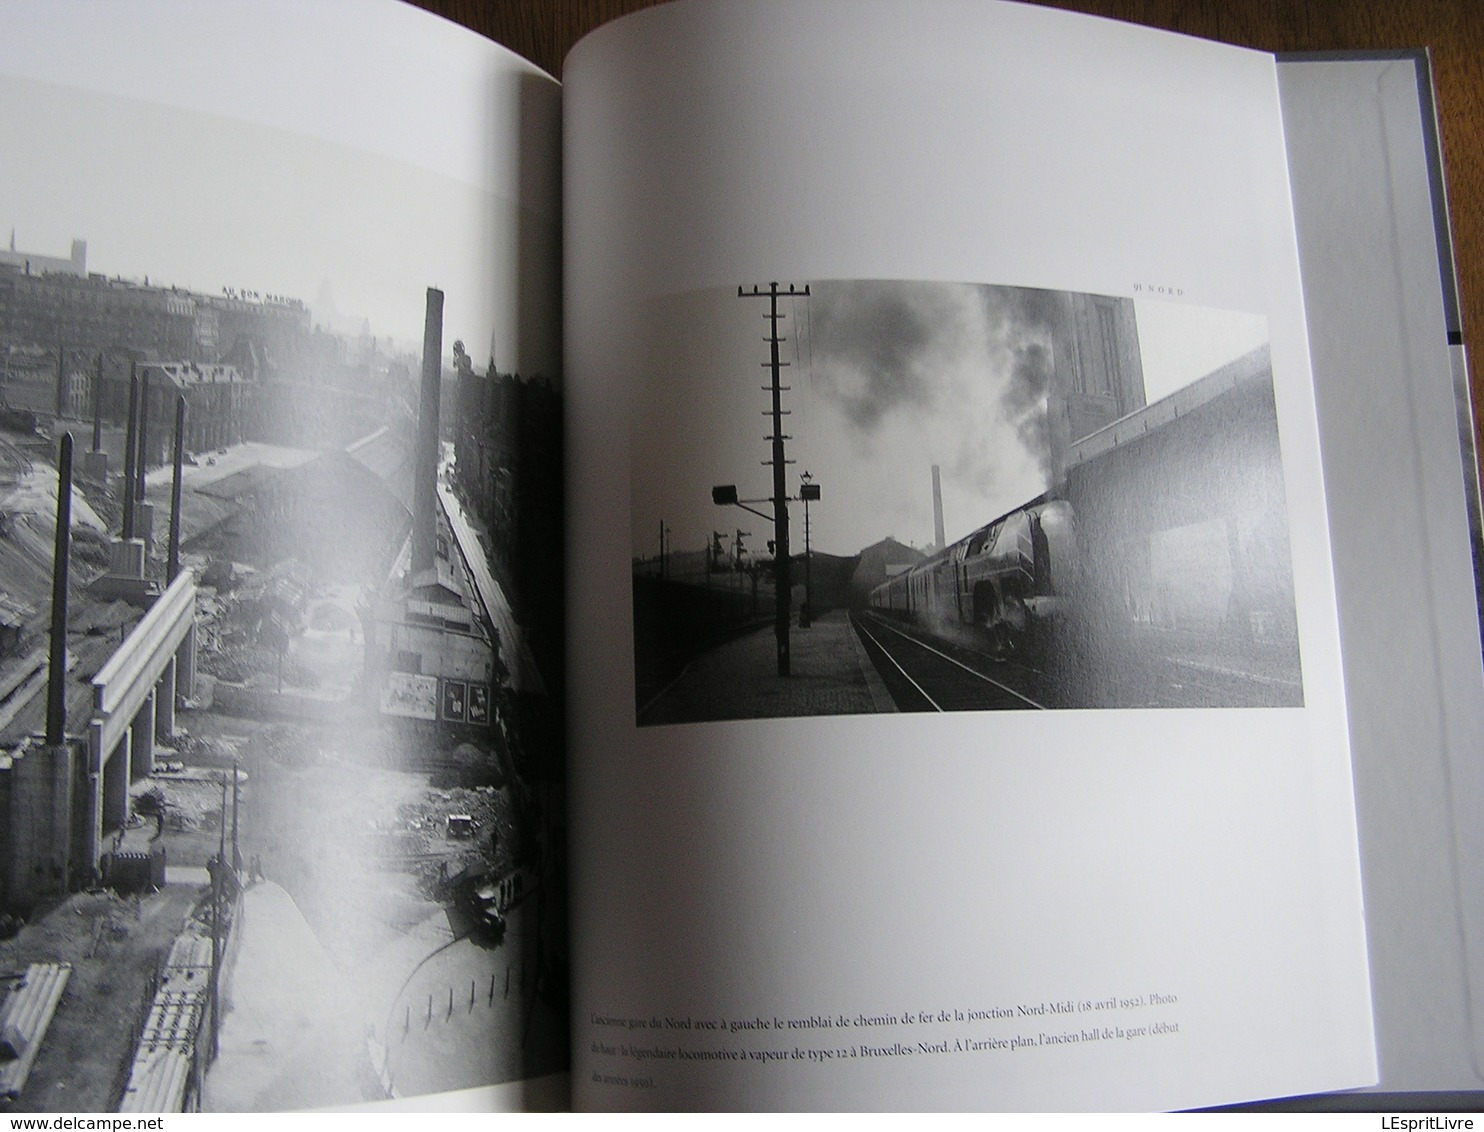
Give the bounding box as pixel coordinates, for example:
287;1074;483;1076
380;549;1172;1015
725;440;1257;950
101;731;130;836
83;450;108;484
87;721;104;874
156;657;176;740
135;500;155;554
130;694;154;781
108;538;146;578
49;743;77;897
5;742;75;908
177;624;196;701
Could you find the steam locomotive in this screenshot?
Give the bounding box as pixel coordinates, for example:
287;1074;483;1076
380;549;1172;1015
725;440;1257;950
867;496;1076;658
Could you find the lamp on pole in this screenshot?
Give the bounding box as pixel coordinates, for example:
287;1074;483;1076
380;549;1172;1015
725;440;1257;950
712;478;820;646
799;471;819;628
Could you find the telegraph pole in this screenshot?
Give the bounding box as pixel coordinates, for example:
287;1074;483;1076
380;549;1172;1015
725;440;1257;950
739;283;809;676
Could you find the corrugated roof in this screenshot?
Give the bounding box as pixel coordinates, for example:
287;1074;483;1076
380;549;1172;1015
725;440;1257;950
194;464;283;502
343;426;414;511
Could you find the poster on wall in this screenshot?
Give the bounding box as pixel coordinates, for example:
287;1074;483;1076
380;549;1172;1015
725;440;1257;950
441;679;469;722
380;672;439;720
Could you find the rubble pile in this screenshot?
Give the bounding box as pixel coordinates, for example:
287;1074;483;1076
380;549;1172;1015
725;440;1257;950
192;559;320;689
131;776;222;834
384;783;522;903
171;731;240;766
392;785;510;859
255;723;317;767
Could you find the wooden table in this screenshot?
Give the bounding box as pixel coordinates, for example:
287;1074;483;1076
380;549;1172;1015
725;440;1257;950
415;0;1484;430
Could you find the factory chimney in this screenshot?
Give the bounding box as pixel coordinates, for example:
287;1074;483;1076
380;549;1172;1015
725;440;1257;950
135;372;150;500
168;395;186;583
54;338;66;422
122;366;138;540
91;355;103;453
46;434;73;746
412;287;444;576
134;372;153;550
931;465;946;549
82;354;109;484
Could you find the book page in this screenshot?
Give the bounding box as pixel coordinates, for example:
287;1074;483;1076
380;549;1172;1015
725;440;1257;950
564;0;1375;1111
0;0;564;1113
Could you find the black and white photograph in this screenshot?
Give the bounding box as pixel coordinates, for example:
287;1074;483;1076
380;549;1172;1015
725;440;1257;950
0;58;566;1112
632;279;1303;723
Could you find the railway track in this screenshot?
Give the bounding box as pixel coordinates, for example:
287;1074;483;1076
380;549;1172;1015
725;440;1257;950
851;610;1049;712
854;609;1302;711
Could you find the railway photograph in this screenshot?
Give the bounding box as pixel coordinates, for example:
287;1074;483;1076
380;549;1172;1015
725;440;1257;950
631;279;1304;724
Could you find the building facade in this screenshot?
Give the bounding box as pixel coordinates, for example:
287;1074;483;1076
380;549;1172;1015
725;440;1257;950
1046;292;1147;483
0;235;87;278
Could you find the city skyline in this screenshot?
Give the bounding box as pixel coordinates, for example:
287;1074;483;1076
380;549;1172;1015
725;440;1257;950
0;72;560;377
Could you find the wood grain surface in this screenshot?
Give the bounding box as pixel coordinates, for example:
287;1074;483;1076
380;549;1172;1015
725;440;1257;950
413;0;1484;425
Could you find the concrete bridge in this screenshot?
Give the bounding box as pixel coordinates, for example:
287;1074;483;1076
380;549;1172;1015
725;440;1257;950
1;569;197;910
87;571;197;865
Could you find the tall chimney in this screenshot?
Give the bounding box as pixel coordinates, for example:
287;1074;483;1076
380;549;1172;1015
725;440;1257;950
412;287;444;576
46;434;73;746
54;338;66;422
122;366;139;540
134;373;155;553
931;465;946;549
168;394;186;583
135;371;150;502
91;354;103;453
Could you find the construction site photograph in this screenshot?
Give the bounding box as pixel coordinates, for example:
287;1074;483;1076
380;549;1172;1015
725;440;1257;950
0;62;565;1113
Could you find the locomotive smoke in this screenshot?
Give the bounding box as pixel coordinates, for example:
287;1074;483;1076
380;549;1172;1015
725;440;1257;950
802;280;1058;531
982;286;1056;485
800;280;941;431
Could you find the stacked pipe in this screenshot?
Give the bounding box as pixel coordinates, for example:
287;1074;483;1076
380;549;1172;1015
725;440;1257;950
0;963;72;1071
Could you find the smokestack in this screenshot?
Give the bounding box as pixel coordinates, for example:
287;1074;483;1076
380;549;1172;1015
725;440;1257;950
135;371;150;502
91;354;102;453
412;287;444;576
122;365;138;540
168;395;185;583
931;465;946;549
54;338;65;421
134;372;155;552
46;433;73;746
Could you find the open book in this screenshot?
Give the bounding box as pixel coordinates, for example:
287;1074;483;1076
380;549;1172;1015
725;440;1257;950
0;0;1479;1114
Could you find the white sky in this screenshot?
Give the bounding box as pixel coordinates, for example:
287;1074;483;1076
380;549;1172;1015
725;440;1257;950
630;282;1268;560
0;72;559;375
1134;298;1269;403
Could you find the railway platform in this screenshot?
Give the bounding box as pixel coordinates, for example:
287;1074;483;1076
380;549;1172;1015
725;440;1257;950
638;607;896;725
